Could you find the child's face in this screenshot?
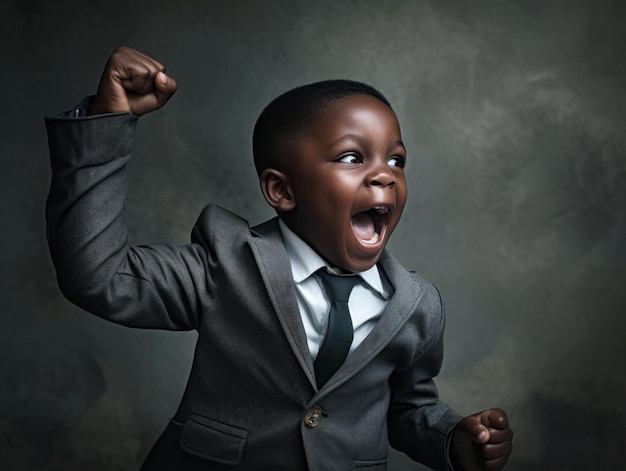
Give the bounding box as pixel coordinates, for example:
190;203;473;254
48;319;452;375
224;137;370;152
283;94;408;272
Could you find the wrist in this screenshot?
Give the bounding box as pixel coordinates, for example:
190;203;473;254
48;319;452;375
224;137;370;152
448;425;465;471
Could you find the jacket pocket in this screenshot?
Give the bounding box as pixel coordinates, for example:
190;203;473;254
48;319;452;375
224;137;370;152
353;458;387;470
180;414;248;465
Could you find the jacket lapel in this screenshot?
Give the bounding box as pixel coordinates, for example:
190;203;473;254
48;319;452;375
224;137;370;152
246;218;317;388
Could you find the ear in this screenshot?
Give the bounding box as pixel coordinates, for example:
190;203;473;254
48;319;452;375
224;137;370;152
260;168;296;212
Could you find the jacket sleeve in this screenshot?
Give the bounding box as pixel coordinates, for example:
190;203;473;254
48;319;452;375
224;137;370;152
387;283;463;471
45;99;210;330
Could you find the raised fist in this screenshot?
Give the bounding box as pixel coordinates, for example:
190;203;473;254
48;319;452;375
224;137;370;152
89;46;177;116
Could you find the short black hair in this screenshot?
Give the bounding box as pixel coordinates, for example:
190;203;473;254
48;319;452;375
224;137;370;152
252;79;393;176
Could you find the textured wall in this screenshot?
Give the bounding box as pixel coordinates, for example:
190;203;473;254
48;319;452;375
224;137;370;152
1;1;624;469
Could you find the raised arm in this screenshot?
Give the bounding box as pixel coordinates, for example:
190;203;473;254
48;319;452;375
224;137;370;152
45;47;209;330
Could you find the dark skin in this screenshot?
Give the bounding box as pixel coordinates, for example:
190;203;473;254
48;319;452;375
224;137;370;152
89;46;513;470
260;94;408;273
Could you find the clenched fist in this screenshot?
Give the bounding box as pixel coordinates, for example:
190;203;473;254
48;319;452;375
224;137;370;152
89;46;178;116
451;408;513;470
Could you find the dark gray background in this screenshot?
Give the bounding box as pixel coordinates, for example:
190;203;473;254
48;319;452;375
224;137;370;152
1;1;624;470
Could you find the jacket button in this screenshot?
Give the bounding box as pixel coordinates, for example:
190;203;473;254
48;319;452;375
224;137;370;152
304;406;323;428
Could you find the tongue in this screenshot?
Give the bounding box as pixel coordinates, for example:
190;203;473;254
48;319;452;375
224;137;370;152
351;212;376;240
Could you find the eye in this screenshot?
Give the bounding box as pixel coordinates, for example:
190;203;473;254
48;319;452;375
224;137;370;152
388;155;406;168
337;153;363;164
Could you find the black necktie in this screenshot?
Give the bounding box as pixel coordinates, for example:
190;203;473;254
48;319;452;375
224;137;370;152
314;269;360;387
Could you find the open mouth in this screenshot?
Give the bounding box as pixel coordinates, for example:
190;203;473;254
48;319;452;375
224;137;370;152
351;206;391;246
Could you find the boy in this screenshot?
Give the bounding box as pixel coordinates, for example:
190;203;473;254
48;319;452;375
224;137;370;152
45;47;512;470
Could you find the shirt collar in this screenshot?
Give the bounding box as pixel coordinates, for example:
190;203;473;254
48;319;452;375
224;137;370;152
278;218;389;299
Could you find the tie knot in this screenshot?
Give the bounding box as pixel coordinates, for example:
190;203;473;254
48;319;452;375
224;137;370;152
317;269;360;303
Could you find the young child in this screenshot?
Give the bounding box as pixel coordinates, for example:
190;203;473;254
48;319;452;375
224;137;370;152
45;47;512;470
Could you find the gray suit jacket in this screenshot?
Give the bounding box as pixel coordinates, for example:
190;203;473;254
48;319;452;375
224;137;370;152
45;104;462;471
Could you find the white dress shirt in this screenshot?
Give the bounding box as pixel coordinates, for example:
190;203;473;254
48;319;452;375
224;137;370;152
278;219;392;360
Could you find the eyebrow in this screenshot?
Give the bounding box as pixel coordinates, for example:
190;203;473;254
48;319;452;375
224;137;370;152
327;134;406;152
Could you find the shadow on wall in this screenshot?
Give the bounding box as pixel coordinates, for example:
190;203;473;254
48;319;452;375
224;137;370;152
513;382;625;470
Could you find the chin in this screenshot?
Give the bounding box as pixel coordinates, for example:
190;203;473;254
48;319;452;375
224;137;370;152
341;252;384;273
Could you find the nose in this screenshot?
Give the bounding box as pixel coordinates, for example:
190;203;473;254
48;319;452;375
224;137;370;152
366;163;395;187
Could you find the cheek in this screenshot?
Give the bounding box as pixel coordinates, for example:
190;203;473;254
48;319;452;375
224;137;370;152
392;181;408;225
316;178;358;214
398;189;408;212
397;178;408;204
